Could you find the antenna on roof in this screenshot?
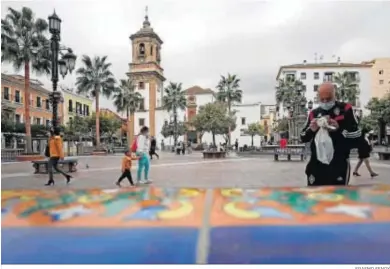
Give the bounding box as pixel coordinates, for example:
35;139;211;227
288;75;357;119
319;55;324;63
314;52;318;63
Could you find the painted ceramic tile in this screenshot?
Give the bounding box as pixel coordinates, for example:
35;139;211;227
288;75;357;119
210;185;390;226
1;187;206;227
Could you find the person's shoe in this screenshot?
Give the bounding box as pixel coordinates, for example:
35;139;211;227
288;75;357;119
144;179;153;184
45;180;54;186
66;175;72;184
353;172;361;177
370;172;379;178
115;181;121;187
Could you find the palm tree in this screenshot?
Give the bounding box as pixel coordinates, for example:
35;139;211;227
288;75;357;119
162;82;187;146
275;77;304;106
76;55;116;148
216;73;242;145
334;71;360;105
1;7;51;153
113;78;142;147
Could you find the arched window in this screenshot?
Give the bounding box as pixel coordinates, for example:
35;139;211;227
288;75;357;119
139;43;145;55
150;45;153;56
68;100;73;112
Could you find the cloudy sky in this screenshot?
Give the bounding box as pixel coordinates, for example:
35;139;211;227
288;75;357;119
2;0;390;113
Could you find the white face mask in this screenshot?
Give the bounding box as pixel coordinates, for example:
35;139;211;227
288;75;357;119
319;101;335;111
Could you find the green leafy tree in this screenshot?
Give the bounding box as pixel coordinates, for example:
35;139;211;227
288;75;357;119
86;113;122;145
192;102;231;146
334;71;360;105
366;95;390;124
162;82;187;146
113;78;142;146
1;7;51;153
247;122;265;146
216;73;242;145
76;55;116;147
160;121;187;140
64;115;89;141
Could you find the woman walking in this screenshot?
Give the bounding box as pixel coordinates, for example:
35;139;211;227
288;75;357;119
45;127;72;186
353;129;379;178
149;136;159;160
136;126;152;184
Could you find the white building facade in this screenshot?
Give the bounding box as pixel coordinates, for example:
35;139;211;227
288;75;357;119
276;61;372;117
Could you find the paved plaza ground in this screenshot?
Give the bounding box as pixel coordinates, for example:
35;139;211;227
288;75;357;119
1;152;390;190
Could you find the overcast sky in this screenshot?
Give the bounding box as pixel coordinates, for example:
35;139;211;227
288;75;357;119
2;0;390;113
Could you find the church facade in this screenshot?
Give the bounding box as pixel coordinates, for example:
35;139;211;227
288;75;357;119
127;13;266;147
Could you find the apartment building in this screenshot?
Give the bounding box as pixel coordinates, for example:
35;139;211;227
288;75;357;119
260;104;277;141
275;60;372;116
363;58;390;98
1;73;63;127
61;87;93;126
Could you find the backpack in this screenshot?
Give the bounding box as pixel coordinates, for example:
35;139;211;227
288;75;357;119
131;136;138;152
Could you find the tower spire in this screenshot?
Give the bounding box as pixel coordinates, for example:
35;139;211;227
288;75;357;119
143;6;150;28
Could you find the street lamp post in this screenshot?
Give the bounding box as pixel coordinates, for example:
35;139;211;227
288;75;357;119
48;11;76;130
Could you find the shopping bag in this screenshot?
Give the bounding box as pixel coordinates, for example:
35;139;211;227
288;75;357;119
314;117;334;164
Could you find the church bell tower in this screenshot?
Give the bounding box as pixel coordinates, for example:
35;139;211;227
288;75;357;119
128;7;165;140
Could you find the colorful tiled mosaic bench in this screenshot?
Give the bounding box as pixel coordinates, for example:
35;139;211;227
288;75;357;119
2;185;390;264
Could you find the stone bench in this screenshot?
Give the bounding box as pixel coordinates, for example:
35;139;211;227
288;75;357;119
32;158;78;174
274;148;305;161
203;151;226;159
377;151;390;161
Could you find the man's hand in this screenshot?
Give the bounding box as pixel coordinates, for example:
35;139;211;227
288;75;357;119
328;119;339;130
309;119;319;132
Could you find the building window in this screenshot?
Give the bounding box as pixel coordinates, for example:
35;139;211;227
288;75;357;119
76;102;82;114
379;70;384;75
3;87;10;100
314;72;319;79
139;43;145;55
313;85;319;92
150;45;153;55
302;85;307;91
46;99;50;110
86;105;89;116
139;118;145;127
139;98;145;110
36;118;41;125
46;119;50;127
15;114;21;123
15;90;21;103
323;72;333;82
36;96;42;108
68;100;73;112
241;117;246;125
139;81;145;89
286;74;295;81
300;72;306;80
379;80;384;85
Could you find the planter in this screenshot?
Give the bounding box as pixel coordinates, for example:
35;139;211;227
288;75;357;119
16;154;45;162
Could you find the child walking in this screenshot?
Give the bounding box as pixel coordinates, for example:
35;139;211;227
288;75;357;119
115;151;138;187
136;126;151;184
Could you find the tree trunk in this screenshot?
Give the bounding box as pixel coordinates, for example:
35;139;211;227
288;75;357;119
173;108;178;147
227;100;231;147
129;113;135;147
251;135;254;147
212;132;216;146
24;61;32;153
95;89;101;147
126;108;131;151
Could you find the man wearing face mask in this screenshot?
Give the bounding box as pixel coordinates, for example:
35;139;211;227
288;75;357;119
300;83;361;186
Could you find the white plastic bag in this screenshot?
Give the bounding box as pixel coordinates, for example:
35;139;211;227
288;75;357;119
314;117;334;164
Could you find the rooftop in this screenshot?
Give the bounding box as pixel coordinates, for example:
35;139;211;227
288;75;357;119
1;73;50;93
276;61;372;79
184;86;214;95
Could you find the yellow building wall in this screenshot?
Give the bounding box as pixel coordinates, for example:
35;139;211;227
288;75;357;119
62;92;93;126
